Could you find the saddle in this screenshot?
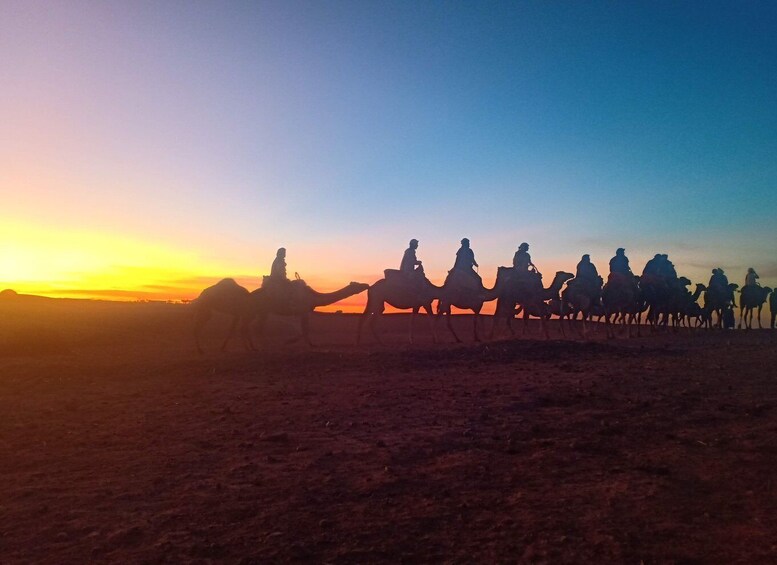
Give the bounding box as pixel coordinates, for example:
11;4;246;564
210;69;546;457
383;268;425;292
261;276;307;305
444;269;482;292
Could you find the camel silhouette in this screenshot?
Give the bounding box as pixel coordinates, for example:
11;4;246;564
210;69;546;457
738;285;773;330
677;283;706;329
703;283;739;329
770;289;777;329
357;267;442;344
602;274;642;339
491;269;573;340
193;278;261;353
436;270;499;343
194;278;368;353
561;276;603;338
252;278;368;345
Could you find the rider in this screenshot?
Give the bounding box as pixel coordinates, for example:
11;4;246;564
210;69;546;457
641;254;663;278
658;254;677;281
609;248;632;277
572;254;600;295
270;247;288;280
267;247;293;301
512;242;537;275
708;268;735;306
745;267;759;287
451;238;482;285
400;238;424;279
709;268;729;290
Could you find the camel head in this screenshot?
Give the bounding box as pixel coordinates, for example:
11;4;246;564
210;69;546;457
678;277;691;287
348;282;370;294
695;283;707;290
554;271;575;285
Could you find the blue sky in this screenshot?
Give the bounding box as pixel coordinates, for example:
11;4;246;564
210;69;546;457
2;1;776;297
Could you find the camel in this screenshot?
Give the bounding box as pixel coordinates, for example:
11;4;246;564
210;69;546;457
738;285;773;330
193;278;262;353
491;269;574;340
251;278;369;345
436;270;499;343
678;283;706;328
702;283;739;329
560;276;603;338
357;267;442;344
602;274;641;339
194;278;368;353
664;277;694;330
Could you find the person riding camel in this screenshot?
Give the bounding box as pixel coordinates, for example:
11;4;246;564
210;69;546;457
745;267;759;287
708;268;736;307
266;247;294;301
709;268;729;291
609;248;632;277
450;238;482;286
658;254;677;281
270;247;288;281
573;254;600;294
512;242;538;280
641;254;663;278
398;239;424;288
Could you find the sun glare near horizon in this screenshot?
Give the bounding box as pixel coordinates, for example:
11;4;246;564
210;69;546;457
0;220;237;301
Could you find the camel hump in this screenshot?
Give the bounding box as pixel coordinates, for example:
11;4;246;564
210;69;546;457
384;269;402;280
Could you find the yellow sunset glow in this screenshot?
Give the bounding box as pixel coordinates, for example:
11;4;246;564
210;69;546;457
0;220;236;301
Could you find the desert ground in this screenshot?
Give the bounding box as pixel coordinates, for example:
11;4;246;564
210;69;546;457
2;295;777;563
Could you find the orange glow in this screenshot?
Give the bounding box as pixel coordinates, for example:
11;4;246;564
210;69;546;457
0;220;244;301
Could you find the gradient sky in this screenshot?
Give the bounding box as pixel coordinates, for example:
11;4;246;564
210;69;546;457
2;1;776;307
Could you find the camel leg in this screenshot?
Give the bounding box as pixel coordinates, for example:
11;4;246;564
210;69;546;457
221;315;240;352
357;310;367;344
370;313;383;344
409;308;417;344
300;313;313;347
249;312;267;350
443;311;461;343
757;306;763;329
473;310;481;342
424;304;437;343
240;316;255;351
193;306;211;355
604;312;615;339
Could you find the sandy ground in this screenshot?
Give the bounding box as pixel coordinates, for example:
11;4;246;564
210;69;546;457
2;296;777;563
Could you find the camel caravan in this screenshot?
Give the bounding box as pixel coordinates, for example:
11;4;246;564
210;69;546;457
193;241;776;352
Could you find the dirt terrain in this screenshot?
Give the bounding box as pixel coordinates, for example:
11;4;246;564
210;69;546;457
1;296;777;563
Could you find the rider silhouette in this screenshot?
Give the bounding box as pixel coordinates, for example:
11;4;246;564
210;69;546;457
400;239;424;285
451;238;482;285
575;254;599;286
512;243;536;273
658;254;677;280
642;254;663;278
267;247;294;301
709;268;729;290
609;248;632;276
271;247;288;280
745;267;759;287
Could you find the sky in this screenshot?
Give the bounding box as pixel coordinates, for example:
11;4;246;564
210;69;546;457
1;1;776;309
